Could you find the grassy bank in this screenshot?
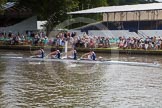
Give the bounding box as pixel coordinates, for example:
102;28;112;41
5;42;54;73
0;45;162;55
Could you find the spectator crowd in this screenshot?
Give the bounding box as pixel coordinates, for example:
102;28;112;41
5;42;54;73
0;31;162;50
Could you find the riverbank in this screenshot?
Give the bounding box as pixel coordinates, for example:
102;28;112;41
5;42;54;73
0;45;162;55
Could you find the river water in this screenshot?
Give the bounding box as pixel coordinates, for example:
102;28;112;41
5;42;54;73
0;50;162;108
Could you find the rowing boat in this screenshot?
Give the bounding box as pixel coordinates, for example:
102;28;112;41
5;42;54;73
0;56;160;67
25;57;160;68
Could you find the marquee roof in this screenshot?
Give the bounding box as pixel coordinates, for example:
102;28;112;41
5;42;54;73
68;3;162;14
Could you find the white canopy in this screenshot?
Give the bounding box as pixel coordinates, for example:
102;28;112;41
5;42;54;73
37;21;47;30
68;3;162;14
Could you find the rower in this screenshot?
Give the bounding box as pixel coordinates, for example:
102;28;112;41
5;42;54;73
67;48;77;60
81;49;96;60
90;50;96;60
47;49;61;59
32;48;45;58
73;49;77;60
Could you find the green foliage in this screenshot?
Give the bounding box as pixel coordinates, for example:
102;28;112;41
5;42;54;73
18;0;78;20
77;0;107;10
107;0;158;5
0;0;6;14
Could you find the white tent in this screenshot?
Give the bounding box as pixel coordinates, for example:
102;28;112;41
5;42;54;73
68;3;162;22
37;21;47;30
68;3;162;14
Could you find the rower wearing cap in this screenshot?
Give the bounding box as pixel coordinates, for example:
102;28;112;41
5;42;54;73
47;49;61;59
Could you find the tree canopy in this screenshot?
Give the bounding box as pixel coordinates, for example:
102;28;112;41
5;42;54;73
0;0;6;14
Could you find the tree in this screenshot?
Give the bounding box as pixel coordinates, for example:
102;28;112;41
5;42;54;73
73;0;108;23
107;0;119;6
77;0;107;10
18;0;78;20
107;0;157;5
0;0;6;14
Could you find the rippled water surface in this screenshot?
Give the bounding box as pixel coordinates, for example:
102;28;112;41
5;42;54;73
0;50;162;108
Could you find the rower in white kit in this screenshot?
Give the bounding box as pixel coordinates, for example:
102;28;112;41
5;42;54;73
31;48;45;58
46;49;61;59
66;48;77;60
81;49;96;60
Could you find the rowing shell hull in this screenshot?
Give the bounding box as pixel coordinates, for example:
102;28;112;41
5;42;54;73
25;58;160;68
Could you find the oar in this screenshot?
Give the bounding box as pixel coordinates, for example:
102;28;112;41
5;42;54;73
97;56;103;61
97;56;112;61
80;53;90;60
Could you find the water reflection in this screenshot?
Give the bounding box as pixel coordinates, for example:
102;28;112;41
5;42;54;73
0;50;162;107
